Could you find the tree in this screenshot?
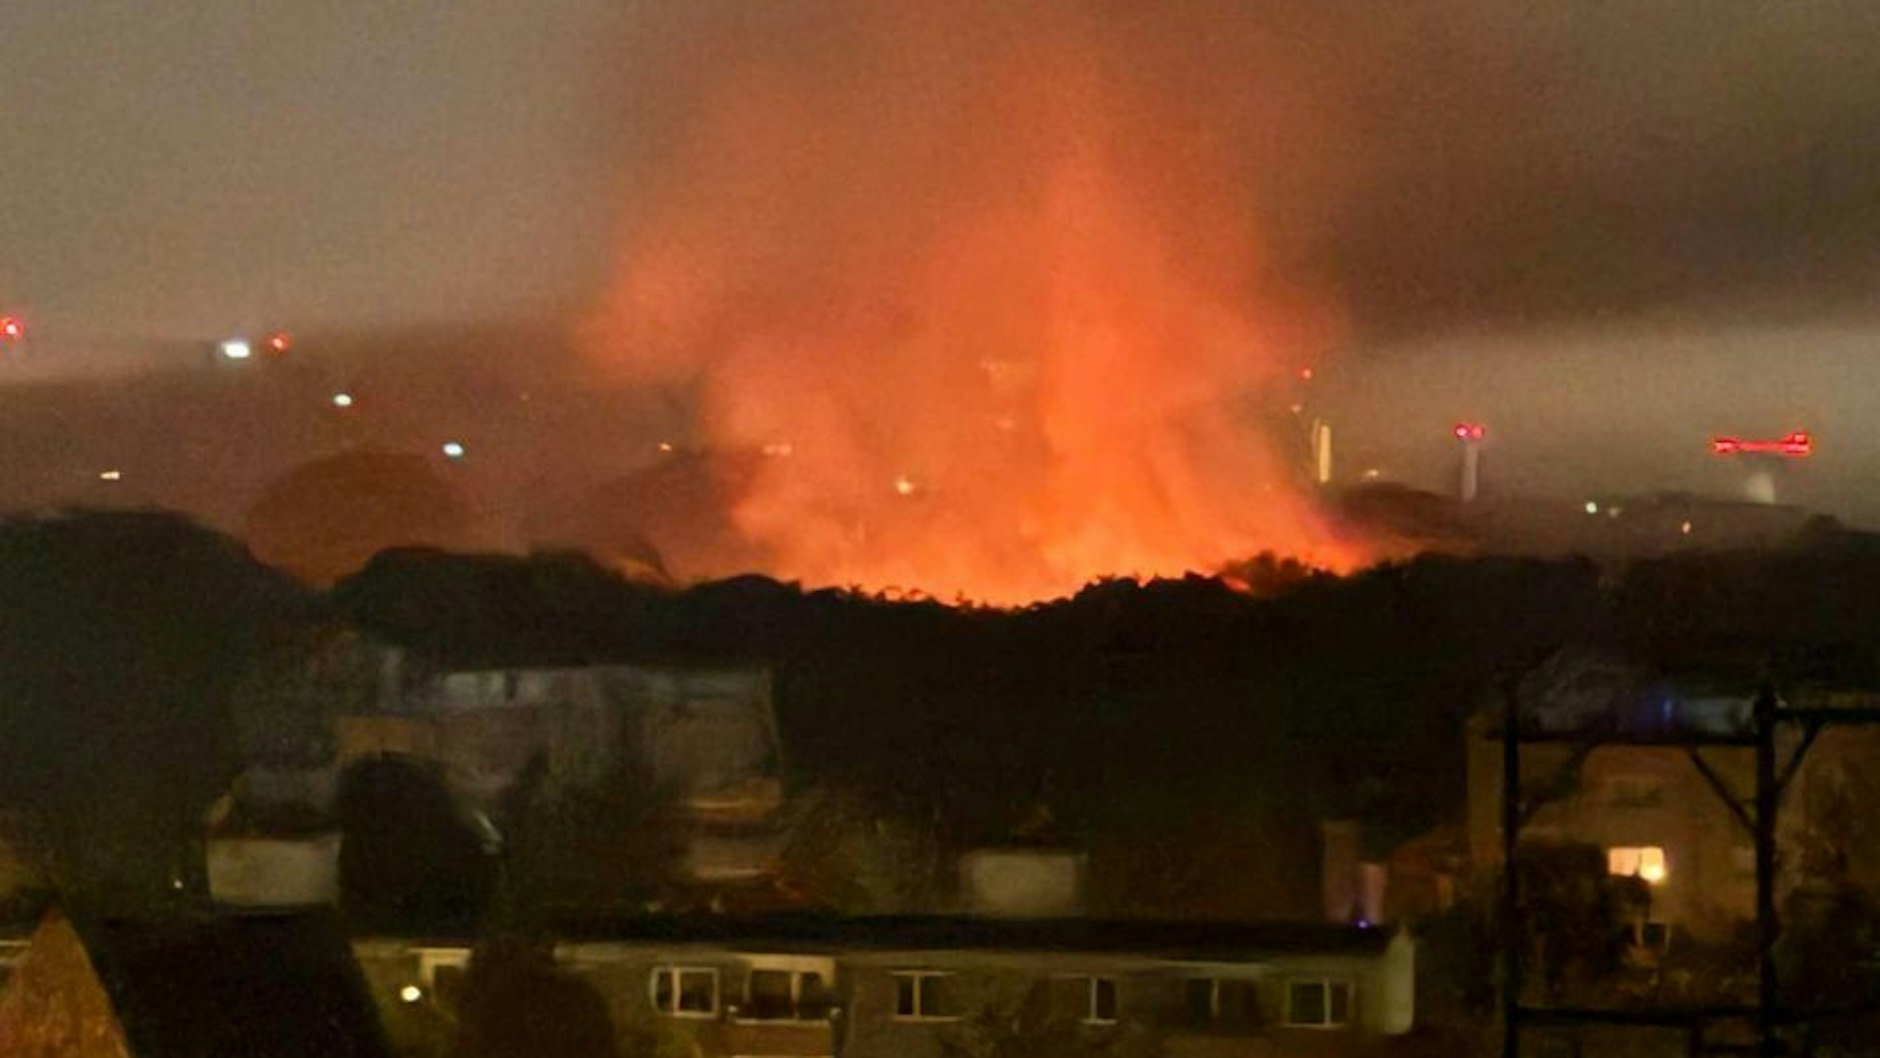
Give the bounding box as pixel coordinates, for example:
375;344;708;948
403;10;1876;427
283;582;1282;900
246;450;481;586
452;939;620;1058
938;983;1164;1058
338;755;497;934
1515;843;1651;1001
0;511;308;913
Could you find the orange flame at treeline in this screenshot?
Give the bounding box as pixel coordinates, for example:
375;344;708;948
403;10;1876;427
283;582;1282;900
584;2;1365;604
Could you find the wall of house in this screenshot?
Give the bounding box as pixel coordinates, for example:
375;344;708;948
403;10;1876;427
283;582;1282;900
354;935;1410;1058
205;833;340;909
1467;723;1763;942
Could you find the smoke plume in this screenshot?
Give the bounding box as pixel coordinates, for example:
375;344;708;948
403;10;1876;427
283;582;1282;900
585;1;1364;602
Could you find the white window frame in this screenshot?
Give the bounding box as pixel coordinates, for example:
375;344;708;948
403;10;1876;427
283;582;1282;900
737;965;835;1023
1282;978;1352;1029
1186;976;1248;1022
891;970;963;1022
650;965;721;1019
412;947;471;990
1057;974;1118;1025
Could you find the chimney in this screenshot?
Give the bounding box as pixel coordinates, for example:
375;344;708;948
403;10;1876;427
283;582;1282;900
1321;819;1361;923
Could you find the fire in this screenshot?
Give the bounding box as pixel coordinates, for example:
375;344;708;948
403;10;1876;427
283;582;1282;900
584;2;1364;603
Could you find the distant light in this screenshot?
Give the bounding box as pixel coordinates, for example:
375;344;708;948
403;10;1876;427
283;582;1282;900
1298;366;1315;381
266;332;291;353
761;442;794;457
1288;403;1304;414
1362;468;1382;480
1584;501;1599;515
657;441;674;453
1454;422;1485;441
442;441;466;459
99;470;121;482
1711;431;1812;458
1680;521;1693;535
332;392;354;408
399;985;423;1004
0;316;23;341
219;339;252;361
893;475;916;496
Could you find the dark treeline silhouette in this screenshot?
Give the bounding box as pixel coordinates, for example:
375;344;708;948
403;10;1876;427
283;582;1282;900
8;509;1880;918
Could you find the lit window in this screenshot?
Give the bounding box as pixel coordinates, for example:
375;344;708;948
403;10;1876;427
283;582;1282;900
652;967;720;1017
1284;979;1351;1028
1607;846;1668;884
893;971;964;1021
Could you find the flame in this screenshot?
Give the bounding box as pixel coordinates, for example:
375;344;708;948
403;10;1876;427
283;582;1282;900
584;2;1364;604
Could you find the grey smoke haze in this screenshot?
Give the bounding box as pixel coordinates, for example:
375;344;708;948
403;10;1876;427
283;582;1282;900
3;0;1874;338
2;0;1878;544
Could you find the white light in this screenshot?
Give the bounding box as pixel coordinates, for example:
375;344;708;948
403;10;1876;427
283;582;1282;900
442;442;466;459
1680;521;1693;535
219;339;252;361
657;441;674;453
399;985;423;1004
99;470;121;482
332;393;354;408
1584;501;1599;515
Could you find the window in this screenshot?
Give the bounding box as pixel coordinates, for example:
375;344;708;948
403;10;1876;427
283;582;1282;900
1061;976;1117;1024
1284;979;1351;1028
1607;845;1668;884
742;968;834;1021
1184;977;1256;1028
651;967;720;1017
893;971;965;1021
1603;774;1663;807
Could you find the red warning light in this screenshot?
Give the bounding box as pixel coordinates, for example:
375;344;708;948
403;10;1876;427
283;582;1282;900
0;316;23;341
1298;366;1315;382
266;332;291;354
1711;431;1811;457
1454;422;1486;441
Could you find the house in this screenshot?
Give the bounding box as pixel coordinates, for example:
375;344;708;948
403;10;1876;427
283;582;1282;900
1466;652;1880;945
339;657;791;887
354;915;1416;1058
0;910;388;1058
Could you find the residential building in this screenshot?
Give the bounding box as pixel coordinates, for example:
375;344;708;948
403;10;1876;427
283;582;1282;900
1466;652;1880;944
355;915;1416;1058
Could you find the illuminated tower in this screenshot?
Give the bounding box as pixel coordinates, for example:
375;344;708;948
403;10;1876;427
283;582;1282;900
1310;419;1333;486
1454;422;1486;502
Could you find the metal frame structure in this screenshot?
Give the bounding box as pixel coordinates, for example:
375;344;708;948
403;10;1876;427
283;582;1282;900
1498;683;1880;1057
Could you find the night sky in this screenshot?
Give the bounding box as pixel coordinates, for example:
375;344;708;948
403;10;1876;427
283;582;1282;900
3;1;1879;561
